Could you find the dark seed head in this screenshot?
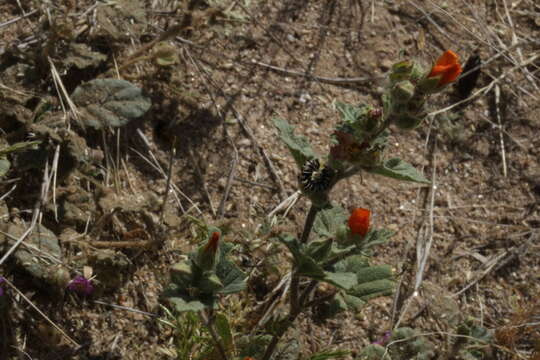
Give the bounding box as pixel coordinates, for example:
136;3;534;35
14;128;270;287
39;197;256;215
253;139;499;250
300;159;334;192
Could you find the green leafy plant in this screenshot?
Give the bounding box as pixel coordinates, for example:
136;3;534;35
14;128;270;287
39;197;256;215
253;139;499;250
0;140;41;177
359;327;435;360
71;78;151;129
161;50;464;360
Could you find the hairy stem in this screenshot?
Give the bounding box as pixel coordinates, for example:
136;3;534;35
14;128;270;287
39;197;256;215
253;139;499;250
200;310;228;360
263;203;322;360
300;204;319;244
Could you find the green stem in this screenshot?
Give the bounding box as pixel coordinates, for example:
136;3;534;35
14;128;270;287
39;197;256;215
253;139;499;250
262;203;322;360
261;311;301;360
200;310;228;360
300;204;319;244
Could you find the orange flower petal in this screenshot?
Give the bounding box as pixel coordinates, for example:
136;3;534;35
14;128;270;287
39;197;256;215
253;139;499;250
435;50;459;67
428;50;462;86
348;208;371;237
204;231;220;255
440;63;462;86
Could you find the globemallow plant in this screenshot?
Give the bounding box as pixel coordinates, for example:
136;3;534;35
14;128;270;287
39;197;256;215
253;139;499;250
163;51;463;360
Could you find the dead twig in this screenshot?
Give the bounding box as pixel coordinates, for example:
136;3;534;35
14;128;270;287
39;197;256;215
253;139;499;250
160;138;177;224
453;232;537;297
3;278;80;347
188;148;217;218
251;60;383;86
494;85;507;177
0;9;38;29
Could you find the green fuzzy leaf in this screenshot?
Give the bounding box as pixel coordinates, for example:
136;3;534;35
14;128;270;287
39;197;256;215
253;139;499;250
298;254;326;278
0;158;10;177
322;271;357;290
355;265;393;284
350;279;394;300
167;296;210;312
278;235;327;278
335;102;364;124
278;234;303;259
367;158;430;184
71;78;151;129
198;273;224;293
341;293;366;309
360;229;395;251
327;292;366;314
216;256;247;295
307;349;350;360
335;256;394;303
313;206;348;239
307;238;334;262
237;335;273;358
0;141;41;156
358;344;391;360
170;261;194;288
214;313;234;354
382;94;392;120
162;281;218;312
273;117;316;168
334;255;369;273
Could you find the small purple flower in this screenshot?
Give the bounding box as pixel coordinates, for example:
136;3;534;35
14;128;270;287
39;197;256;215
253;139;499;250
67;275;94;296
372;331;392;346
0;277;5;297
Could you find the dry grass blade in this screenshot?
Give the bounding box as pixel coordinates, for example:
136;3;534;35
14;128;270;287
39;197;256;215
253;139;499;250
48;58;80;127
0;146;57;267
0;9;38;29
494;85;507;177
2;278;80;347
453;232;537;297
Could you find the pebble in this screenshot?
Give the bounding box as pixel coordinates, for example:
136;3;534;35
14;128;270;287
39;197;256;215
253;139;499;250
379;58;393;72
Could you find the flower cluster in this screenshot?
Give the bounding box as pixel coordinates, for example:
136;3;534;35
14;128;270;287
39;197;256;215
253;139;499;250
388;50;463;130
372;331;392;346
67;275;94;296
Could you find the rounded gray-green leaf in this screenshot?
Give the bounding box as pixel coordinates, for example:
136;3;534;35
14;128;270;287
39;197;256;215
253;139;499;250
71;79;151;129
0;158;10;177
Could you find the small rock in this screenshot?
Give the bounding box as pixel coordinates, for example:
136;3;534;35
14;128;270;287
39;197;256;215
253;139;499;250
379;58;393;72
237;138;251;147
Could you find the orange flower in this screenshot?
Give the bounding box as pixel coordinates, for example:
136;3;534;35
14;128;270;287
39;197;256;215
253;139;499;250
203;231;220;255
348;208;371;237
428;50;462;86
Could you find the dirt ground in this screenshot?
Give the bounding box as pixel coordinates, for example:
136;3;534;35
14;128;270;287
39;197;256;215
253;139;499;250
0;0;539;359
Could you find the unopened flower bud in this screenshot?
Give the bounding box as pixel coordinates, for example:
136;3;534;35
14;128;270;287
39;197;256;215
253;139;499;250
196;231;221;271
389;61;414;83
348;208;371;237
366;108;383;132
390;81;415;104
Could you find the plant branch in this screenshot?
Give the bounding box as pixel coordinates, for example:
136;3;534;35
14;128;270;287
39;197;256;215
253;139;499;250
263;203;322;360
300;204;319;244
200;310;228;360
